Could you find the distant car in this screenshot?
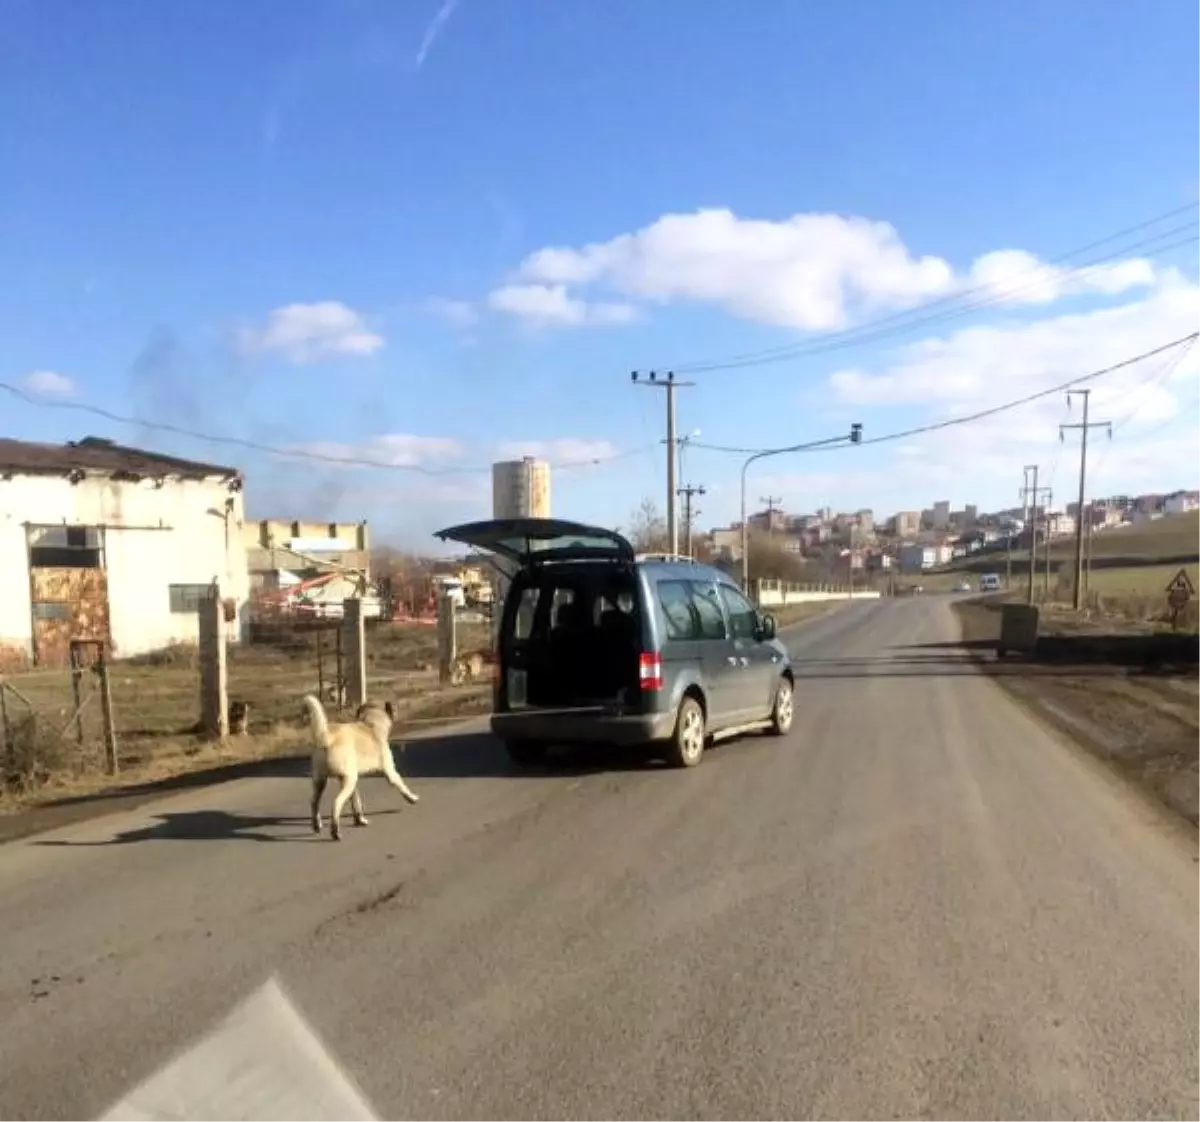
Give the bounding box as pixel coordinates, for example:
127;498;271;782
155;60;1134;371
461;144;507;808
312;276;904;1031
979;573;1002;592
956;580;972;592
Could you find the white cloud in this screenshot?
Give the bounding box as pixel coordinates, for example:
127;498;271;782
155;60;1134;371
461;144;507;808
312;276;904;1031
495;207;1167;332
486;284;638;328
285;432;464;469
967;249;1157;306
21;369;76;397
496;437;621;465
236;302;384;364
819;279;1200;508
828;278;1199;408
424;297;479;328
415;0;460;69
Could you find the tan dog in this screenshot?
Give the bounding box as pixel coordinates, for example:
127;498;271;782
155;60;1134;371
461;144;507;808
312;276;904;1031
450;650;487;685
303;695;419;841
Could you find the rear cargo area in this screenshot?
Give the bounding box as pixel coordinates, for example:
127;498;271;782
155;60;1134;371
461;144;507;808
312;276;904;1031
504;566;641;710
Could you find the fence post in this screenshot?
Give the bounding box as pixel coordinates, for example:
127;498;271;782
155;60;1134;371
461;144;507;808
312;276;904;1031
342;598;367;710
198;589;229;740
95;657;119;775
437;593;457;684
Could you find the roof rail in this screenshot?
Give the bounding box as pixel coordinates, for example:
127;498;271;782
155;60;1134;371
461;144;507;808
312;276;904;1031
634;552;700;564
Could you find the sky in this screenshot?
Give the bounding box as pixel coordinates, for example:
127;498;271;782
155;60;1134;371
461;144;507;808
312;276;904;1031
2;0;1198;548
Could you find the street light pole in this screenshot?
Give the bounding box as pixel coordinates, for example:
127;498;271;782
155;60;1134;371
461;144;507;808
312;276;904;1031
740;424;863;591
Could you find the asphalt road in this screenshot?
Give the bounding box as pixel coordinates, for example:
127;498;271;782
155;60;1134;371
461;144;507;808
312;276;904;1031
1;597;1196;1120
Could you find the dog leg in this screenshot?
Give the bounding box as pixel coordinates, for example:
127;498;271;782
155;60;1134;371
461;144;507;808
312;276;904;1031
382;750;420;804
351;788;369;827
330;775;356;841
310;775;327;834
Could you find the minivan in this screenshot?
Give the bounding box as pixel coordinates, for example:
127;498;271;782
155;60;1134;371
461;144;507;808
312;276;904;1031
978;573;1002;592
435;518;795;768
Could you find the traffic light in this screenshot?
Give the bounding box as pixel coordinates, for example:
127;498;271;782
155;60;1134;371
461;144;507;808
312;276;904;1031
849;423;863;444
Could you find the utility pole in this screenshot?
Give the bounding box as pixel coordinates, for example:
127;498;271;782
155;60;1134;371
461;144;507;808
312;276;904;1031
677;483;706;558
1042;488;1054;600
759;495;782;536
632;370;694;557
1020;466;1036;603
1060;389;1111;611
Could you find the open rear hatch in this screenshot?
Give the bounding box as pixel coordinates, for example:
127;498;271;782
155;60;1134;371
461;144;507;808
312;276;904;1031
435;518;635;568
434;519;641;712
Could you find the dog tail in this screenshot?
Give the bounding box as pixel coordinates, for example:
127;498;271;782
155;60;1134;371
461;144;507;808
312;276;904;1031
302;694;331;748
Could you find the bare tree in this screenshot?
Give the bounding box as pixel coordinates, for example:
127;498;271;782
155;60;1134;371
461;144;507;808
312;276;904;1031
625;498;670;553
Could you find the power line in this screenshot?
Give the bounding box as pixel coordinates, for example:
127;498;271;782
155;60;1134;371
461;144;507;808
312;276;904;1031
0;380;657;477
689;334;1199;456
668;204;1198;375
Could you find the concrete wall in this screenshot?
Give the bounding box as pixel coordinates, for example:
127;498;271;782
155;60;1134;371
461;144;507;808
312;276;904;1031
0;473;248;661
754;579;882;607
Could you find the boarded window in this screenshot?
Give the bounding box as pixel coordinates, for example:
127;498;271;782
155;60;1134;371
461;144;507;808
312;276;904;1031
31;602;70;621
28;525;103;569
169;584;213;613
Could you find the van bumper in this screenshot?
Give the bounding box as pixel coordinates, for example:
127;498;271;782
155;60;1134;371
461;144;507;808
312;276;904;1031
490;708;676;747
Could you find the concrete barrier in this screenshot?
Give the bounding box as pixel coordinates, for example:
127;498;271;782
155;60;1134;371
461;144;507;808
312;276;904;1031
755;579;882;607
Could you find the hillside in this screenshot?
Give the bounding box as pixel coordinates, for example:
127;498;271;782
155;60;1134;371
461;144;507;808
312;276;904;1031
943;510;1198;576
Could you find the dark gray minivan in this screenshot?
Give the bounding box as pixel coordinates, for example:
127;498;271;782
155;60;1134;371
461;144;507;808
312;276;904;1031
435;517;795;768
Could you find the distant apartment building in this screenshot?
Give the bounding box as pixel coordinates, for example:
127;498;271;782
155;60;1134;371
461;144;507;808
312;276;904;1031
963;504;978;527
749;507;789;534
855;509;875;536
932;500;951;530
1164;490;1200;515
899;541;954;572
891;510;921;538
709;526;743;560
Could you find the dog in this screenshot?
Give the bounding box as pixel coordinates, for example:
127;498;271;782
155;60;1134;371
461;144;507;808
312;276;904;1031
228;700;250;736
449;650;487;686
302;695;419;841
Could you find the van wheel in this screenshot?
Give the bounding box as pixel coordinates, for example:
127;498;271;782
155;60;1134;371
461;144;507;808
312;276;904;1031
505;740;548;766
667;697;706;768
769;676;794;736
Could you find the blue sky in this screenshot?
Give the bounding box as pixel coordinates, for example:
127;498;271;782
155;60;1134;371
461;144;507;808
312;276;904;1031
2;0;1198;547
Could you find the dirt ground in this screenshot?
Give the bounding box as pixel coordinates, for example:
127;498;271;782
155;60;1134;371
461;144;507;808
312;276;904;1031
952;598;1198;825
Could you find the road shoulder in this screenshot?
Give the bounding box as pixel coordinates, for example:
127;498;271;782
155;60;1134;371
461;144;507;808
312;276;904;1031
953;598;1198;826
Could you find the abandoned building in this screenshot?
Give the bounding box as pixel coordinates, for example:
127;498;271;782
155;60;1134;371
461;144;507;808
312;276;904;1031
0;436;250;667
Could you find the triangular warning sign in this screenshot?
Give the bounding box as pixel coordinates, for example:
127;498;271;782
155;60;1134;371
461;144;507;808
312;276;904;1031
1165;568;1195;596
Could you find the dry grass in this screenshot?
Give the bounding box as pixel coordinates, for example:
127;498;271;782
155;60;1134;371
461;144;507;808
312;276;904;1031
0;620;489;804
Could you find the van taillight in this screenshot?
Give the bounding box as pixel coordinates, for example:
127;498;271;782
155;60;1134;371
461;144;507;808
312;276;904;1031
639;652;663;691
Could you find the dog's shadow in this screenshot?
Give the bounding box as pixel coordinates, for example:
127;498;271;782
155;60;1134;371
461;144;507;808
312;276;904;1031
36;810;318;846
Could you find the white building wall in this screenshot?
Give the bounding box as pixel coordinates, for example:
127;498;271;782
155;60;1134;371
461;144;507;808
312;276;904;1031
0;473;249;660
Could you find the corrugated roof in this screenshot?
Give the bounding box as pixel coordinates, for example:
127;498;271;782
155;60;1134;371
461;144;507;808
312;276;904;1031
0;436;241;481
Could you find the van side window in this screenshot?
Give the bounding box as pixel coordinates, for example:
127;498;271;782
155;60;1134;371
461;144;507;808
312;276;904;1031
512;587;540;640
718;584;758;640
657;580;699;640
688;581;728;640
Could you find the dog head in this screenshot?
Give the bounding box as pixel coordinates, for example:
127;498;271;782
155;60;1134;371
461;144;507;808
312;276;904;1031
355;700;396;737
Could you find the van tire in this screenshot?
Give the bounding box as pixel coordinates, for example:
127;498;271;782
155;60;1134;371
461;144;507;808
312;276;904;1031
667;696;706;768
768;676;794;736
505;740;548;766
